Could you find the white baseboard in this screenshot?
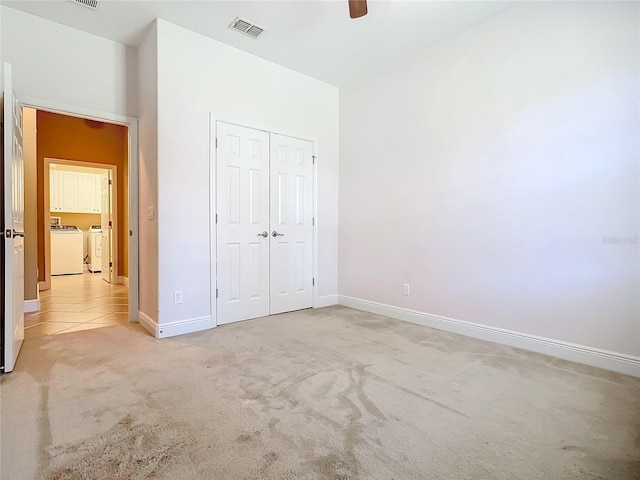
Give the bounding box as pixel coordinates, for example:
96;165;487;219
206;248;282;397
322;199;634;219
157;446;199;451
24;298;40;313
121;276;129;288
337;295;640;377
138;311;157;337
25;286;40;312
138;311;214;339
315;294;338;308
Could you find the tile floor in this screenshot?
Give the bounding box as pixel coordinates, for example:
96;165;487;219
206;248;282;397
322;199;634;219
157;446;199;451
24;272;129;338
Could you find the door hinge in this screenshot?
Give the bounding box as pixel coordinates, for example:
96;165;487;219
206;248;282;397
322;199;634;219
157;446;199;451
312;217;315;226
215;138;218;149
215;213;218;224
108;220;112;227
216;288;219;299
312;155;316;165
109;179;113;185
312;278;315;286
109;262;113;267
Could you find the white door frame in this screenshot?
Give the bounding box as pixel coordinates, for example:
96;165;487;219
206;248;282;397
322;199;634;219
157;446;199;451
21;96;139;323
209;114;319;327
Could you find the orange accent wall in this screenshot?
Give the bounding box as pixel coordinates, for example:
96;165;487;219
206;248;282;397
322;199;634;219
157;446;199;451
37;111;129;280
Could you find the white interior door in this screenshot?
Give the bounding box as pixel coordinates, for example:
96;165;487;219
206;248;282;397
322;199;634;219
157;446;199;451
3;63;25;373
100;172;112;283
269;134;314;314
216;122;270;325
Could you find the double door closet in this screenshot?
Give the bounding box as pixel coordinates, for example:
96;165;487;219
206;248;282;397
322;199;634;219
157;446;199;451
215;121;315;324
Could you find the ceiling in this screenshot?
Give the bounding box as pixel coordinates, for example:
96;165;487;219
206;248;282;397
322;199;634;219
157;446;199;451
2;0;512;86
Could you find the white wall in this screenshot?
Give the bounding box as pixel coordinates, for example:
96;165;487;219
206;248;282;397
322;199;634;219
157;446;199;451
0;6;137;117
155;19;339;327
137;22;159;321
339;2;640;356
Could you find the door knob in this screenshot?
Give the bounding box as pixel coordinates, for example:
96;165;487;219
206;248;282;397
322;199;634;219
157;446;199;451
257;231;268;238
4;230;25;238
272;231;285;237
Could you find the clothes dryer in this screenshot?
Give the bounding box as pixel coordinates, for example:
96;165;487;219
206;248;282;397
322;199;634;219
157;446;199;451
88;225;102;273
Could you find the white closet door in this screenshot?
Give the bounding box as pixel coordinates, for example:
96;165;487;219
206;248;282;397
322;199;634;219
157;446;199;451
216;122;270;324
269;134;314;315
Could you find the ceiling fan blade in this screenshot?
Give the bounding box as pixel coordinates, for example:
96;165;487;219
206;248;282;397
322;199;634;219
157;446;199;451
348;0;368;19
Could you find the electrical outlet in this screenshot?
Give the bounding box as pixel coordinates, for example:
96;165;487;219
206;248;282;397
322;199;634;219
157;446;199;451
402;284;410;296
174;290;183;304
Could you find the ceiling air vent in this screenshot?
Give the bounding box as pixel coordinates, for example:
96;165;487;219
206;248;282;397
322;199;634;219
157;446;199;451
229;17;265;39
69;0;98;10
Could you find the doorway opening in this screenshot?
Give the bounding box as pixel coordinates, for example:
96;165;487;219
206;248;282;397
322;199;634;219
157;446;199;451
21;107;136;338
45;161;118;285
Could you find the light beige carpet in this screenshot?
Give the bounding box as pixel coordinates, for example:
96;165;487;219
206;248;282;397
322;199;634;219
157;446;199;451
1;306;639;480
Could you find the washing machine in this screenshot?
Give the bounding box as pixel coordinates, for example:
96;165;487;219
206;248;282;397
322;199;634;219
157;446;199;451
88;225;102;273
51;225;84;275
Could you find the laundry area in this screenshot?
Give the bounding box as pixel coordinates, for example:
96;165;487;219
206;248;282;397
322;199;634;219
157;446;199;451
49;221;103;277
49;163;110;278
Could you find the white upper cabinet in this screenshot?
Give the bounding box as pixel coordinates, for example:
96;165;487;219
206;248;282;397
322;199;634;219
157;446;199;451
58;170;77;212
77;173;100;213
50;169;103;214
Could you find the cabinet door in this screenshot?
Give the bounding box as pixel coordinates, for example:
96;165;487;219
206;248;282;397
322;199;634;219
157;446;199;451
50;169;60;212
95;174;102;214
77;173;98;213
58;171;77;212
